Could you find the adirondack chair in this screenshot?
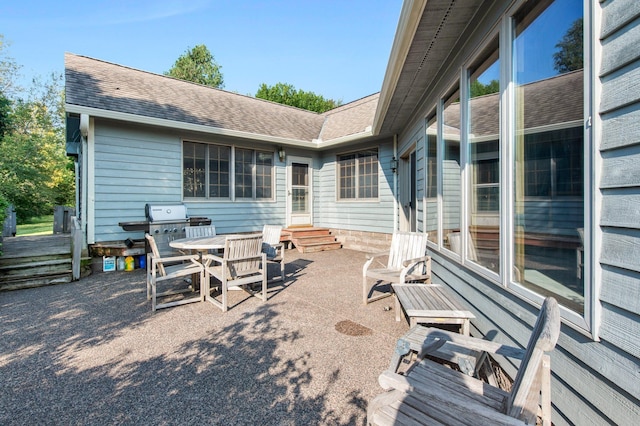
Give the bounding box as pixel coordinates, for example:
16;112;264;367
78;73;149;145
368;297;561;426
145;233;205;311
363;232;431;304
203;234;267;312
262;224;285;282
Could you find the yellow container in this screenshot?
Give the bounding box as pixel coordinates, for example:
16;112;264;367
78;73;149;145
124;256;135;271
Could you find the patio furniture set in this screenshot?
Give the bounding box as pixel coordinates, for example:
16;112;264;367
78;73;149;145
145;229;560;425
146;224;284;312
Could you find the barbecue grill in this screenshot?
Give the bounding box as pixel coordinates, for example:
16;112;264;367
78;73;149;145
118;204;211;254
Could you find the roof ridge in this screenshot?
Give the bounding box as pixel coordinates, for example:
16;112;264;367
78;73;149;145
65;52;322;117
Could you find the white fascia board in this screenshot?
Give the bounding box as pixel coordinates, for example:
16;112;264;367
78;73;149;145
65;103;319;150
314;129;375;148
372;0;428;135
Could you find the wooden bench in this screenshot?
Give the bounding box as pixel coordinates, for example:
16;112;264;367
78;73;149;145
392;284;475;335
368;297;560;426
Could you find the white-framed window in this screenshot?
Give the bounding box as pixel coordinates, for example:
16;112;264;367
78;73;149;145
337;149;379;200
182;141;273;200
426;0;588;327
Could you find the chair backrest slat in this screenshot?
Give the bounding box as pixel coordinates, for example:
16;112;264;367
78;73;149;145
262;225;283;245
387;232;428;270
145;234;166;276
505;297;560;421
186;225;216;238
224;234;263;278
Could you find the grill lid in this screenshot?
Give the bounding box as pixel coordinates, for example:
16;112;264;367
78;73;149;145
145;204;188;222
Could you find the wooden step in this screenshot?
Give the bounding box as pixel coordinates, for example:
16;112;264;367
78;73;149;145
0;235;73;291
0;273;73;291
295;241;342;253
284;227;342;253
0;258;72;278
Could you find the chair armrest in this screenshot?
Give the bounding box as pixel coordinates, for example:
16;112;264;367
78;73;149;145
418;327;525;360
402;255;431;268
202;254;223;267
152;253;200;264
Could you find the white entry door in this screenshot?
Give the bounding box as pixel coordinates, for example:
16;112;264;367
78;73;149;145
286;156;313;226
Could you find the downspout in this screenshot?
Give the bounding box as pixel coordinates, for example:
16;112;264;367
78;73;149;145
393;134;398;232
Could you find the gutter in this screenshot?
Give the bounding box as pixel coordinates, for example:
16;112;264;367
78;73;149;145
66;104;379;151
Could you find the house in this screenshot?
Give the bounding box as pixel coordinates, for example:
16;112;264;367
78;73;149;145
65;0;639;424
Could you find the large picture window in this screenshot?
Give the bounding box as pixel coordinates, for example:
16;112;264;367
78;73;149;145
513;0;584;314
427;0;587;322
183;141;273;200
338;149;379;200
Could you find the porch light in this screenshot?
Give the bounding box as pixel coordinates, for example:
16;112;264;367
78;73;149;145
278;146;286;162
390;157;398;173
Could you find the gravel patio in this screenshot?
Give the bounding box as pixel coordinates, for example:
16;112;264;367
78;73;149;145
0;248;409;425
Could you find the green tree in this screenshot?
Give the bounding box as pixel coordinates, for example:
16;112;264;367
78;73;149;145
256;82;342;113
0;35;21;96
470;79;499;98
0;70;74;222
164;44;224;88
553;18;583;73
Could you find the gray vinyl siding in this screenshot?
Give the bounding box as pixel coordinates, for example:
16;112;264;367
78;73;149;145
596;0;640;410
315;138;395;233
93;121;182;242
91;119;287;242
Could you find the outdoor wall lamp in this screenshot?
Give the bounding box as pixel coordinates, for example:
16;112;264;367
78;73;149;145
390;157;399;173
278;146;286;162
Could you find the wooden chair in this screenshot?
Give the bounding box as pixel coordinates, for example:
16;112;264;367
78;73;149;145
363;232;431;304
185;225;217;254
203;234;267;312
145;234;204;311
262;224;285;282
185;224;216;238
368;297;561;426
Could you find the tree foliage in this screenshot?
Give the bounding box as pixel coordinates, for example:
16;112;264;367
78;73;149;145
0;35;21;96
164;44;224;88
0;38;74;223
553;18;583;73
470;79;499;98
255;82;342;113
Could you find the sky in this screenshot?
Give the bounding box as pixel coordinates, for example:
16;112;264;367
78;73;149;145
1;0;403;103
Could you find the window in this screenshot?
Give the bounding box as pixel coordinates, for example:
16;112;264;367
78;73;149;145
338;149;379;200
468;38;500;273
183;141;273;200
425;114;438;245
512;0;584;314
427;0;587;322
442;87;461;251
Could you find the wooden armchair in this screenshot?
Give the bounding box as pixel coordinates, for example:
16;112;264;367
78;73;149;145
363;232;431;304
185;225;216;238
262;224;285;282
368;297;561;426
203;234;267;312
145;234;204;311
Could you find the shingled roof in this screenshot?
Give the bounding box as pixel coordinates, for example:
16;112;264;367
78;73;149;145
65;53;379;145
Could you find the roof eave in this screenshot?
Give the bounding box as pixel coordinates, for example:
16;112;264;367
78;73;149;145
66;103;320;149
372;0;428;136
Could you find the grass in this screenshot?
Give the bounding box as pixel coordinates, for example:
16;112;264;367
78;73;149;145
16;215;54;236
